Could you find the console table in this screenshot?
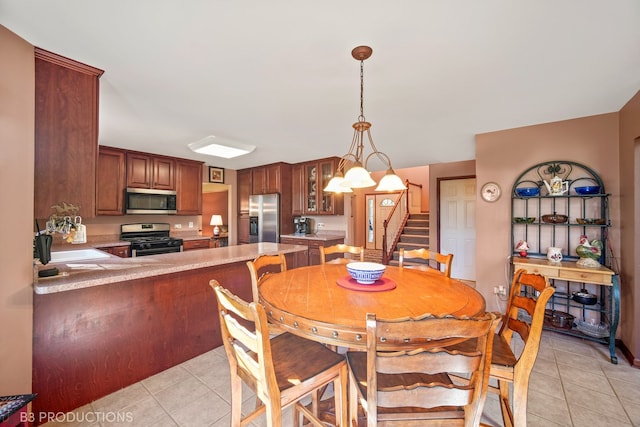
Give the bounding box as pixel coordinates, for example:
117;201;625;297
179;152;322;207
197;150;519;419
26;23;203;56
512;257;619;363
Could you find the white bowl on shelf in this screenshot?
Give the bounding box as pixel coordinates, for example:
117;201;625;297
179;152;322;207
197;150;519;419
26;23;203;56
346;262;386;284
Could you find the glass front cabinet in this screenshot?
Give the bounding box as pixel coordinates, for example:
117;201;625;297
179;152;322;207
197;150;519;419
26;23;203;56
510;160;620;363
303;158;344;216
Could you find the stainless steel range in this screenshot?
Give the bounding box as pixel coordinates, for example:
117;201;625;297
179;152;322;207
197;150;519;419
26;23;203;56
120;223;183;257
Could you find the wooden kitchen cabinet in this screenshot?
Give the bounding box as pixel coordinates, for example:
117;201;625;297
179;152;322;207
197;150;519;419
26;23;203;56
96;146;126;215
236;163;294;242
182;238;211;251
291;163;305;216
237;169;252;215
97;245;130;258
126;152;176;190
302;157;344;216
280;236;344;266
34;48;104;219
176;159;203;215
251;162;288;195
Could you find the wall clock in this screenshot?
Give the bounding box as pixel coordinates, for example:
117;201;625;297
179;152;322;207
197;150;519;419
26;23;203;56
481;182;501;202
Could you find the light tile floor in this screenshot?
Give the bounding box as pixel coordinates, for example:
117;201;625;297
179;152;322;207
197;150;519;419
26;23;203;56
42;331;639;427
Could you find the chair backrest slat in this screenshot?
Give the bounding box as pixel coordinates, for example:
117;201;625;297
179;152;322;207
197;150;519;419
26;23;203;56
363;312;500;426
246;253;287;303
398;247;454;277
320;244;364;264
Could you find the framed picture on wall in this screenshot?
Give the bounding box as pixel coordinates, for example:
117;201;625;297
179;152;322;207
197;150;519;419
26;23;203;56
209;167;224;183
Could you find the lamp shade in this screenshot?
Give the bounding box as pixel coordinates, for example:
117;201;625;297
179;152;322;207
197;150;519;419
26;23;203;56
343;165;376;188
210;215;223;236
375;171;407;192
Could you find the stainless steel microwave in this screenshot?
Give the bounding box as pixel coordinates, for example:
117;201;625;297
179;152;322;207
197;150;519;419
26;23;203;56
125;188;177;214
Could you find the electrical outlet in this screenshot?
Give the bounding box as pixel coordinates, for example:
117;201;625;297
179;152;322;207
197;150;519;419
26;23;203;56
317;222;325;229
175;224;182;229
188;222;194;228
493;286;507;296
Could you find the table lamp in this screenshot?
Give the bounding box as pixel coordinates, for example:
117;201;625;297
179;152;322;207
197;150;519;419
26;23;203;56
210;215;223;236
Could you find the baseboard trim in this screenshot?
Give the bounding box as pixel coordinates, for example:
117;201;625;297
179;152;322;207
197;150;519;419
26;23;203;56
617;339;640;368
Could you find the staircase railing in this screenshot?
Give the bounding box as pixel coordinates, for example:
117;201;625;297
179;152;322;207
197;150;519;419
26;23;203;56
381;180;422;264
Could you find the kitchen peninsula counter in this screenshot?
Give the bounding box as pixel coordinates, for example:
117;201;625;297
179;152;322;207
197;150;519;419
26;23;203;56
32;243;307;419
35;242;306;294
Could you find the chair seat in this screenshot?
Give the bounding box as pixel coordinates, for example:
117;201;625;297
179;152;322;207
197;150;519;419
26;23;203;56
491;334;517;368
271;332;347;392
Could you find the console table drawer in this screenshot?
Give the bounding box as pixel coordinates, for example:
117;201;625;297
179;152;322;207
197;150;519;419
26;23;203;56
558;269;612;285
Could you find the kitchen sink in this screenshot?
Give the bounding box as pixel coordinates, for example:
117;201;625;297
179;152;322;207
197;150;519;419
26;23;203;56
50;249;111;263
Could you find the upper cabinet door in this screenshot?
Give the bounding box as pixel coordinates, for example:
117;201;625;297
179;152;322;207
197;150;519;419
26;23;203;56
34;48;103;219
126;152;176;190
176;160;202;215
304;163;318;214
96;147;126;215
152;157;176;190
126;153;152;188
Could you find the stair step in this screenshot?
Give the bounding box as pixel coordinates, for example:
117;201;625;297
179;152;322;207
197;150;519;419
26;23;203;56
399;236;430;245
403;227;429;235
406;219;429;227
396;242;430;251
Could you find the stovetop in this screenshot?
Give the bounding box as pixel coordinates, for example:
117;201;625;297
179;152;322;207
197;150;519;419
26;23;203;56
120;223;182;246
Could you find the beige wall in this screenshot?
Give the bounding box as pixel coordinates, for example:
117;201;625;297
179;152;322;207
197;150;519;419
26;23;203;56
475;114;621;317
619;90;640;366
0;25;35;394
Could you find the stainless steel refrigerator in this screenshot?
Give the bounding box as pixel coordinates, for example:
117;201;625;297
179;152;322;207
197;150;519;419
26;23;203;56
249;193;280;243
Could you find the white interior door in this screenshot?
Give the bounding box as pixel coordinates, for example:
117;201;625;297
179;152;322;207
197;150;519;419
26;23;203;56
440;178;476;280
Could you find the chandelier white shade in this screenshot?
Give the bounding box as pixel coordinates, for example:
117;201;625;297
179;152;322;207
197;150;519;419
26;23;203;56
324;46;406;193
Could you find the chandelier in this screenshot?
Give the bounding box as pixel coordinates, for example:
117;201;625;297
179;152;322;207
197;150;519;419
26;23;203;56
324;46;406;193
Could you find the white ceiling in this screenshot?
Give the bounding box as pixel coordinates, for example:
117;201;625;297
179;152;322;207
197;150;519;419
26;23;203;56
2;1;640;171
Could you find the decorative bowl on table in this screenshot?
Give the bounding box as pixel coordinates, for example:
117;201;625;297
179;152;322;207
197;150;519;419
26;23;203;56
346;262;386;284
515;187;540;197
541;213;568;223
575;185;601;195
513;217;535;224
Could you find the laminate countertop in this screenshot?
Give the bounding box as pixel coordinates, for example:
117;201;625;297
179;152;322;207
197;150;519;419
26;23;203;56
34;242;307;295
280;233;345;241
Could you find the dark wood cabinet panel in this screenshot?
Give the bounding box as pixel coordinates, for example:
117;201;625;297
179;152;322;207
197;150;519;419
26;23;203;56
32;261;252;420
280;237;344;265
34;48;103;219
182;239;211;251
237;169;251;215
238;215;250;244
251;166;267;194
291;163;304;216
126;152;176;190
176;159;203;215
152;156;176;190
96;147;126;215
97;245;130;258
126;152;152;188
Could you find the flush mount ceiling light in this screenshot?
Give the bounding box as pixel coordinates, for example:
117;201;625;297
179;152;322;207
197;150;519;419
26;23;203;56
324;46;406;193
188;135;255;159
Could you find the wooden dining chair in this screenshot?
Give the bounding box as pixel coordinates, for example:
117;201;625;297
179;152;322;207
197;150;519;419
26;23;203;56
398;247;454;278
211;280;348;427
320;244;364;264
246;253;287;304
346;312;500;427
488;269;555;427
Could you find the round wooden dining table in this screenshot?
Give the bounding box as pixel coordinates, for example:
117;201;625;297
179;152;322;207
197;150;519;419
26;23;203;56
259;263;486;351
